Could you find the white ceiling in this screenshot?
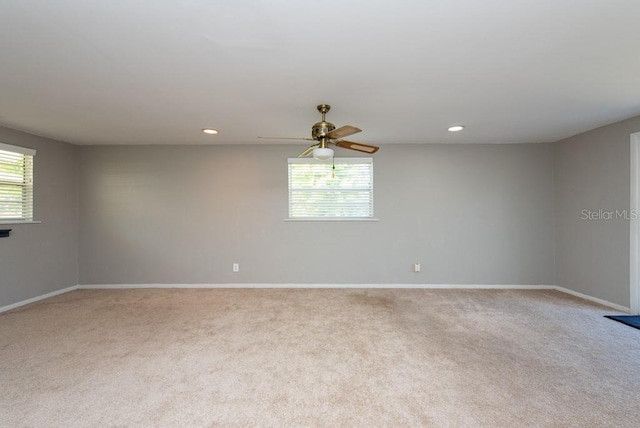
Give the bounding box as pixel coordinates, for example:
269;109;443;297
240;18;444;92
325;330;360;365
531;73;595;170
1;0;639;146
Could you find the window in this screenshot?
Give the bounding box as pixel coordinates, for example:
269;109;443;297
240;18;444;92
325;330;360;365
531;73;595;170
0;143;36;222
288;157;374;219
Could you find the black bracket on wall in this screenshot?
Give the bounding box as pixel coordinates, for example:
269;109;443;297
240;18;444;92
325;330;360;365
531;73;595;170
0;229;12;238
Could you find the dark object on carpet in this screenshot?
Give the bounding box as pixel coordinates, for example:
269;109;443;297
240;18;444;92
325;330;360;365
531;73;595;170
0;229;11;238
605;315;640;330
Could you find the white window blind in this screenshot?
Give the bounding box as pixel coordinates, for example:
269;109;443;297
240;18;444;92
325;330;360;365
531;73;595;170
0;143;36;222
288;157;373;219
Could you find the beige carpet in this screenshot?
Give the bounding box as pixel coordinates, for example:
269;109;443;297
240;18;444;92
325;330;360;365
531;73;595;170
0;288;638;427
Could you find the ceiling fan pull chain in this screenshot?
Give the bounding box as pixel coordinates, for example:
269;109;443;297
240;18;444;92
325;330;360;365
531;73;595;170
332;157;336;178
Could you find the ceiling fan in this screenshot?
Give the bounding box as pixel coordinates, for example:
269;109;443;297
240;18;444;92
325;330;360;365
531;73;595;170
258;104;379;160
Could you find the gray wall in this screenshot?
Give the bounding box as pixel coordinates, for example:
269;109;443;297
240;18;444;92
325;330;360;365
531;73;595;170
0;126;78;307
555;115;640;307
79;143;555;285
6;112;640;307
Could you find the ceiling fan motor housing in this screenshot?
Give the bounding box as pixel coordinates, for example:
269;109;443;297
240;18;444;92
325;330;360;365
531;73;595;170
312;121;336;140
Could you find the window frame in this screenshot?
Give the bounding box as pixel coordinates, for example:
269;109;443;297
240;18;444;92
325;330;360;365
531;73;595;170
287;157;377;222
0;142;37;224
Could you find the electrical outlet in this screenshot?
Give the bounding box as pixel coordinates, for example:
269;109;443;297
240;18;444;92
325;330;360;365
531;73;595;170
414;263;421;273
233;263;239;272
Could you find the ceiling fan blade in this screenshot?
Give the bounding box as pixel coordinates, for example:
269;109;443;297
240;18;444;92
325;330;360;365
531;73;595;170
258;136;314;141
298;144;319;157
327;125;361;139
334;140;379;154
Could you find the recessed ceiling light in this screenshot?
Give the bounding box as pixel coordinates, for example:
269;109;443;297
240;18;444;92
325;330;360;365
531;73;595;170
202;128;219;135
448;125;464;132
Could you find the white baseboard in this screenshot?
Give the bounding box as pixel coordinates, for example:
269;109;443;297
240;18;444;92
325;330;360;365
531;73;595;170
3;283;629;314
0;285;78;314
553;286;631;313
78;283;556;290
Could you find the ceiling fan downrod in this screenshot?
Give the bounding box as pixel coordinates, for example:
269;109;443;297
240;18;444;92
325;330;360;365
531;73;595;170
317;104;330;121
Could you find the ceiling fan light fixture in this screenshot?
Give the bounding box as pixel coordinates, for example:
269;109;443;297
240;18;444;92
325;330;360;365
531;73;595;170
312;147;334;161
448;125;464;132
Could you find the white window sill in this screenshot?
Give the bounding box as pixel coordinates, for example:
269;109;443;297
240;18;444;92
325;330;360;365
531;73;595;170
285;218;379;222
0;220;42;225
